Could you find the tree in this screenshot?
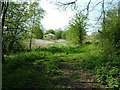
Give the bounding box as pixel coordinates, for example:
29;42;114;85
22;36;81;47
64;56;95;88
0;0;9;63
44;29;55;35
33;26;43;39
27;1;45;50
66;13;87;45
56;0;119;28
0;1;2;88
61;31;67;39
99;9;120;55
55;30;63;39
3;2;30;54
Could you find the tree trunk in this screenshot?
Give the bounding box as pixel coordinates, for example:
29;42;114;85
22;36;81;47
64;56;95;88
0;1;2;89
29;7;35;51
1;2;9;63
29;34;32;50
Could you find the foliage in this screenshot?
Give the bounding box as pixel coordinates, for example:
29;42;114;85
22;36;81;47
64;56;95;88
96;66;120;88
27;2;45;39
61;31;67;39
2;1;120;89
55;30;63;39
66;13;87;45
35;43;82;54
3;51;53;88
92;8;120;88
3;2;45;54
3;43;83;88
99;9;120;56
3;40;120;88
78;43;120;88
3;2;30;54
44;29;55;35
44;60;60;75
33;26;43;39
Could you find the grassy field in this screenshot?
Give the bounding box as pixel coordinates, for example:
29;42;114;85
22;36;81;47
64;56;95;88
3;42;120;88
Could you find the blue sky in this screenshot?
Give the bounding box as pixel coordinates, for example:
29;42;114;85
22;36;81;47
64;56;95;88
40;0;119;35
10;0;119;35
40;0;101;35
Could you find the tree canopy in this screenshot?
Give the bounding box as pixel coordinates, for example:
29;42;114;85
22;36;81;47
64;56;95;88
66;13;87;45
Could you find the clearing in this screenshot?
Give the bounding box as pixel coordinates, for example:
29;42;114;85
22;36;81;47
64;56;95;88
3;42;107;88
47;53;105;88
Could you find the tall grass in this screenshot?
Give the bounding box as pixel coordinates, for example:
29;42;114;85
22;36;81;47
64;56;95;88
3;42;120;88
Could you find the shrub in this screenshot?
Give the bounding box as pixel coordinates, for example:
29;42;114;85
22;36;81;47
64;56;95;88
44;61;60;75
96;66;120;88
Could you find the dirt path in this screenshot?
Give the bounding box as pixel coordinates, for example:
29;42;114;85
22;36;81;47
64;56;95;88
51;59;105;88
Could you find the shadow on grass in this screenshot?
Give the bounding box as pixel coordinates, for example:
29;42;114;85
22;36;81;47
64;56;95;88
35;46;83;54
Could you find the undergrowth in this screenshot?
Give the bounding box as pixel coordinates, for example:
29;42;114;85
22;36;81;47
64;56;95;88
3;42;120;88
78;43;120;88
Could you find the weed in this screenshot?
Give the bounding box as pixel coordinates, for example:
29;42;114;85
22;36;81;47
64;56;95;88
3;43;120;88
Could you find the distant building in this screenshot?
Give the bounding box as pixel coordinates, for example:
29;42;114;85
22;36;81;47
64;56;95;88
44;33;56;40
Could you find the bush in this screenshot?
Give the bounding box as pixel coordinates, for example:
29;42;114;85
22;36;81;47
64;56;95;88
99;9;120;56
3;49;61;88
44;60;60;75
55;30;63;39
79;53;120;88
96;66;120;88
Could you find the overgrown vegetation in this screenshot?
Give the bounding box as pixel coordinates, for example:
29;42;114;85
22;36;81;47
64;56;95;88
3;2;45;54
3;42;120;88
44;29;55;35
1;1;120;89
79;43;120;88
99;9;120;56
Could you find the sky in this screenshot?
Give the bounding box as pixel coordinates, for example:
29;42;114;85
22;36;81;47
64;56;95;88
39;0;119;35
10;0;119;35
39;0;101;35
40;0;75;30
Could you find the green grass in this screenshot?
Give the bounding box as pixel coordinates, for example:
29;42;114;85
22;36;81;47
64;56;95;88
3;42;120;88
77;43;120;88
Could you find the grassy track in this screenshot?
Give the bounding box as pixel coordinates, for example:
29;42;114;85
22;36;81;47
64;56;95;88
3;43;119;88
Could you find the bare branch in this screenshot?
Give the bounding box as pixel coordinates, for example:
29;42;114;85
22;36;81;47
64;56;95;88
86;0;91;16
56;0;78;10
92;11;103;28
102;0;106;26
55;0;119;30
58;0;77;6
89;1;102;12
